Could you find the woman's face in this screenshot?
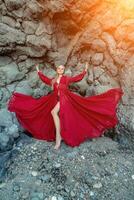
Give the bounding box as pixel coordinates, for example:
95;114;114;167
56;65;65;75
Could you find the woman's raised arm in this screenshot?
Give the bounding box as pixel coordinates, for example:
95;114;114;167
67;62;88;83
36;64;53;86
67;69;87;84
37;71;53;86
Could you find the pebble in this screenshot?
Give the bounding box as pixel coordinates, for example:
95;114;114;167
131;175;134;180
81;155;85;159
70;190;75;197
13;185;20;192
90;191;94;196
114;172;118;177
66;151;77;158
31;171;38;176
0;183;6;189
31;146;37;150
40;175;50;182
93;182;102;189
51;196;57;200
57;196;64;200
57;185;64;190
35;180;42;185
54;163;61;168
21;192;29;199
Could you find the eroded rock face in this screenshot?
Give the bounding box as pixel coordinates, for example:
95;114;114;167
0;0;134;151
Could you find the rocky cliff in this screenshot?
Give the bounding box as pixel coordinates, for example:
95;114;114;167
0;0;134;151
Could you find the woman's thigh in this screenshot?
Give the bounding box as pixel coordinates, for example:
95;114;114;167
51;101;60;115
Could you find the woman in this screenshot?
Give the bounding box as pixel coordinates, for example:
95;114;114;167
36;63;88;150
7;63;123;150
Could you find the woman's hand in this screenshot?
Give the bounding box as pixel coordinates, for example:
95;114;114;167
85;62;89;72
35;64;39;72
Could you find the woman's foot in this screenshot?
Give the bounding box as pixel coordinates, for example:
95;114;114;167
54;135;62;150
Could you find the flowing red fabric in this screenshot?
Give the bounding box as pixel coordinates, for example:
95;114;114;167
7;69;123;147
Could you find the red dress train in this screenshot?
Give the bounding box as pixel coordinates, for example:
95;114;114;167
7;69;123;147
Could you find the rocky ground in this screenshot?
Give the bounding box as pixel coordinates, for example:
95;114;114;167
0;134;134;200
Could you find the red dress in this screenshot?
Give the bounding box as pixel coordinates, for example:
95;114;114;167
7;69;123;147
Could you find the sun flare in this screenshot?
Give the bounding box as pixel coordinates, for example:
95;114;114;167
121;0;134;9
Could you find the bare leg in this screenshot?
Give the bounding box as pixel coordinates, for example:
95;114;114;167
51;101;62;150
